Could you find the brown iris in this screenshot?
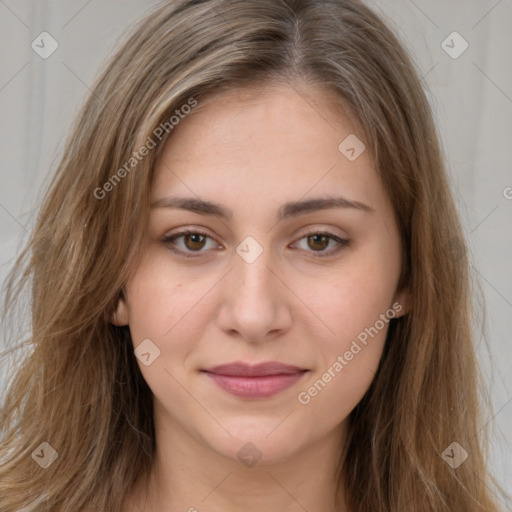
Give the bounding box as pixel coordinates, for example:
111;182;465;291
183;233;207;251
306;234;330;251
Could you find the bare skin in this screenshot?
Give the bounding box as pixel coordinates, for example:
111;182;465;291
114;82;408;512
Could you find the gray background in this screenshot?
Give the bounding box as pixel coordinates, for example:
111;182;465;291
1;0;511;504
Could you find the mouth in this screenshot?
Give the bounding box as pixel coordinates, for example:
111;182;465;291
201;361;309;399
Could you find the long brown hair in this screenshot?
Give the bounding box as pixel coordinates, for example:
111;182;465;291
0;1;506;510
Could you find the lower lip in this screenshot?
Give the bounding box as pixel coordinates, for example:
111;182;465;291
204;371;308;398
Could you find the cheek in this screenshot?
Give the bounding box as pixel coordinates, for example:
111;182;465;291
291;252;398;414
123;258;213;402
293;242;400;421
295;270;394;426
295;257;398;350
296;348;382;437
123;251;210;358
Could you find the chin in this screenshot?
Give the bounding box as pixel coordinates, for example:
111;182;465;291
201;417;307;466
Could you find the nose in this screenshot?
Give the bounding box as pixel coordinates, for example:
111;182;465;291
216;245;293;344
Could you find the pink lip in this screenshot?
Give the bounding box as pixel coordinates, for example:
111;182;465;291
202;361;309;399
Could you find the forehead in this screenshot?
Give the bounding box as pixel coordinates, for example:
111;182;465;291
183;81;357;139
150;82;385;219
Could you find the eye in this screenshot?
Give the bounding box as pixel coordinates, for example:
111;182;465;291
161;228;219;258
291;230;350;257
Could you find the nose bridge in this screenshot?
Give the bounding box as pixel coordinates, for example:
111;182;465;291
216;235;290;341
233;235;277;300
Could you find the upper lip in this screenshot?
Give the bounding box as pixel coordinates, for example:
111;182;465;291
203;361;308;377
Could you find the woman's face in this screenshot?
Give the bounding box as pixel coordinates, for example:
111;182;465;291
113;83;408;465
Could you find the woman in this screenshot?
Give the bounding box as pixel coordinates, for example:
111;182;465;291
0;0;506;510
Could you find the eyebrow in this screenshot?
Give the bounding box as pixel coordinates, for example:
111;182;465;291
151;195;374;220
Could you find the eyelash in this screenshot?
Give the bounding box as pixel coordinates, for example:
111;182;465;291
161;228;350;259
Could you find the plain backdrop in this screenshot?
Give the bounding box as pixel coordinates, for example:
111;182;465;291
1;0;511;504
